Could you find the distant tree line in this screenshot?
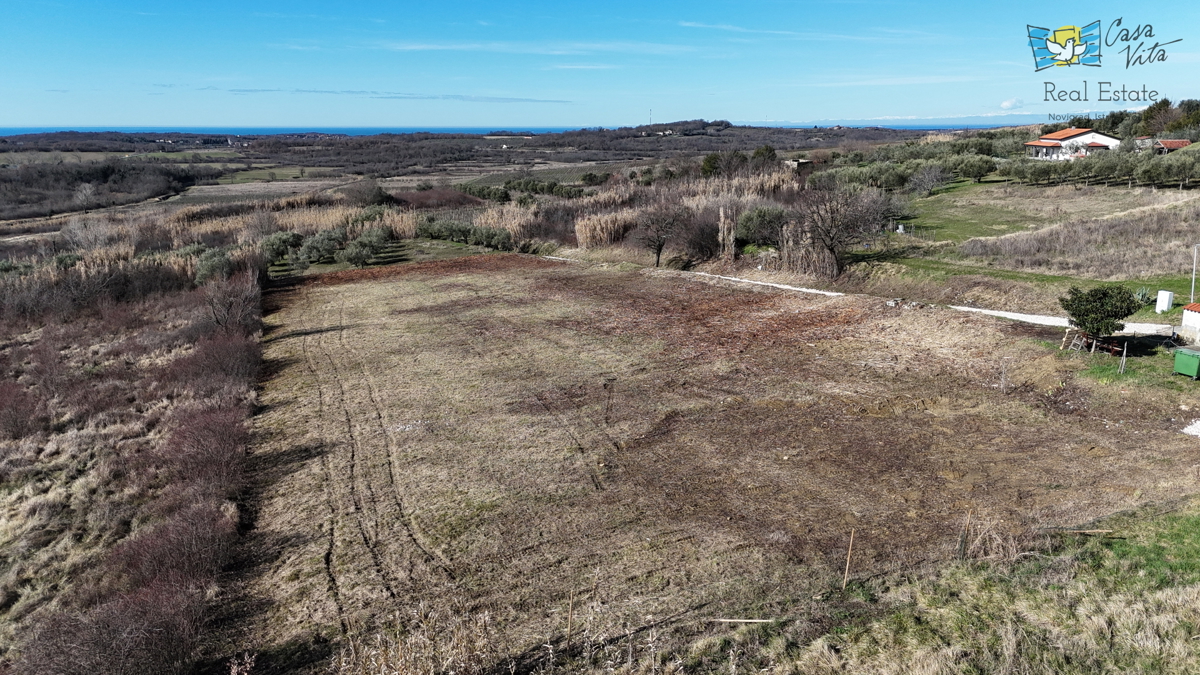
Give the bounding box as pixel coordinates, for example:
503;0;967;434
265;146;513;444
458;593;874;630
1044;99;1200;141
999;151;1199;190
502;178;593;198
0;160;223;220
455;183;511;202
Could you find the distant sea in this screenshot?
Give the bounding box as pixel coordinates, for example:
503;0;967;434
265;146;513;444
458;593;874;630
0;127;583;137
0;118;1040;137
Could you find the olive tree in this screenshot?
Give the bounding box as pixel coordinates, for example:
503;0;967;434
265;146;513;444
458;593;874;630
1059;285;1141;338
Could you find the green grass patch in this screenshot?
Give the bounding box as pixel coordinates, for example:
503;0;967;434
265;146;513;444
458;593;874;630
884;256;1180;322
1092;506;1200;591
906;178;1044;243
1076;342;1188;391
680;496;1200;672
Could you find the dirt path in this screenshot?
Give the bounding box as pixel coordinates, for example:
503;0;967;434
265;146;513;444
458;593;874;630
222;256;1200;672
644;265;1171;336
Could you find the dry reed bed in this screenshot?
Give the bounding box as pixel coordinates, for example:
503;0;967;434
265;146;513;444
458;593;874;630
557;172;801;250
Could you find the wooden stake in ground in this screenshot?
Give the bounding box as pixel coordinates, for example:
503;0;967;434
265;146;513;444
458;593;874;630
718;207;735;262
958;510;973;561
565;592;575;654
1119;342;1128;374
842;529;855;591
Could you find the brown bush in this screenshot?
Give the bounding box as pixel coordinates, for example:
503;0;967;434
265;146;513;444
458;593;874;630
0;382;42;439
201;270;262;336
160;406;249;495
162;332;260;392
16;582;205;675
107;500;237;589
64;375;133;421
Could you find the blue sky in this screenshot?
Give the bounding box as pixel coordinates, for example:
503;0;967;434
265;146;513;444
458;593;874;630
1;0;1198;128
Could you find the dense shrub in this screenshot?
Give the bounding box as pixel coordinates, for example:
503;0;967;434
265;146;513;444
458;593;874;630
108;500;238;588
675;214;721;261
392;188;482;209
339;179;395;207
194;248;233;283
466;226;513;250
416;219;514;250
580;171;611;186
163;332;260;391
1059;285;1141;337
455;184;510;202
17;583;206;675
737;206;787;247
503;178;590;198
297;228;347;263
0;382;42;439
336;240;375;267
260;231;304;262
201;271;261;336
356;226;394;252
162;407;249;491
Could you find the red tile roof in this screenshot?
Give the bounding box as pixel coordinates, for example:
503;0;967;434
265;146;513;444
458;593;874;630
1040;127;1092;141
1157;140;1193;150
1086;142;1110;147
1024;140;1062;147
1184;303;1200;313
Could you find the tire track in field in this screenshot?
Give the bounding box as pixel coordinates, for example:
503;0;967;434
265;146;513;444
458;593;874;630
534;391;607;492
311;297;400;601
294;288;349;635
334;298;457;580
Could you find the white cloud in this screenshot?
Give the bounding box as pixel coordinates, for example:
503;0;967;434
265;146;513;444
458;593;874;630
1000;98;1024;110
544;64;617;70
377;41;691;56
805;75;981;88
679;21;948;42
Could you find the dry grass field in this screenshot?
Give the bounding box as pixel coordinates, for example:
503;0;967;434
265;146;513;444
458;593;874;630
910;179;1200;242
222;254;1200;673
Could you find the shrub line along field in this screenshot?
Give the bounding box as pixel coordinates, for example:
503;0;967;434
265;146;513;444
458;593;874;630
229;253;1200;673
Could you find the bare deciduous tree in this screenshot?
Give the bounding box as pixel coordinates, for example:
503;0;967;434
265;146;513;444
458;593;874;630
638;204;690;267
783;186;890;279
907;163;949;197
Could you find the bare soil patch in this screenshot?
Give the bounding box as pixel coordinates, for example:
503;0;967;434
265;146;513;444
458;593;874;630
224;256;1200;672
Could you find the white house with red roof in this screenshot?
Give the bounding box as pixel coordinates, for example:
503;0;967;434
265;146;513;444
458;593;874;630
1024;127;1122;160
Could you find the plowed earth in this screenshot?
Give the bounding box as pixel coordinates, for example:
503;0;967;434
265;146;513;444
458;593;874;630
224;254;1200;671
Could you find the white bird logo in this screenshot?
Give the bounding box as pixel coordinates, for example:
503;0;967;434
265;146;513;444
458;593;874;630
1045;37;1087;62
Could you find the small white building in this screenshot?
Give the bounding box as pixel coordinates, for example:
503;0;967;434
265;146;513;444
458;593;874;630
1024;127;1121;160
1183;303;1200;329
1179;303;1200;342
